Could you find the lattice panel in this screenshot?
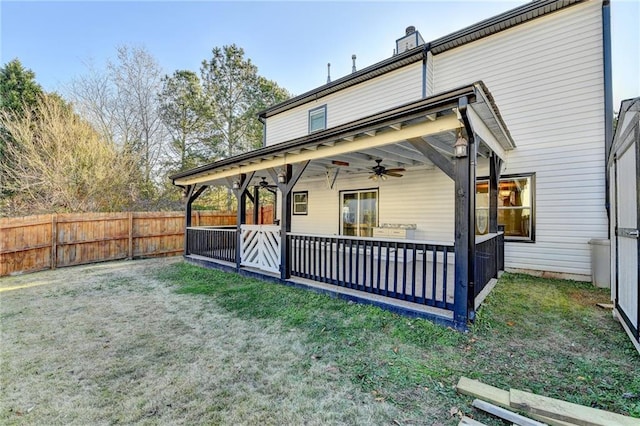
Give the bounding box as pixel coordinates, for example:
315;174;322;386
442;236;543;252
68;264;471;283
240;225;281;273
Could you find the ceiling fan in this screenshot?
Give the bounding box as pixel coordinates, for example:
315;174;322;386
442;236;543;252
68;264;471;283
256;177;277;191
368;159;405;181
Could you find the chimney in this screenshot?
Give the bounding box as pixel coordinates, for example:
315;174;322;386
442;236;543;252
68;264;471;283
395;25;425;54
351;54;357;73
326;63;331;83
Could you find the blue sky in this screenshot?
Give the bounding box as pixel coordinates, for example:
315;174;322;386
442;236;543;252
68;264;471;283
1;1;638;110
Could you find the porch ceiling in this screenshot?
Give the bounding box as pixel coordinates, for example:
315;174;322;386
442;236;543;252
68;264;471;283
171;82;514;187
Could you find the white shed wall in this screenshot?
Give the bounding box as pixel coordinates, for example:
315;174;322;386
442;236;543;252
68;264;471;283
432;1;607;278
265;63;423;146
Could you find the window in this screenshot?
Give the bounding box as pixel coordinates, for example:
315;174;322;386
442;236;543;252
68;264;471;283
340;189;378;237
292;191;308;215
308;105;326;133
476;174;534;241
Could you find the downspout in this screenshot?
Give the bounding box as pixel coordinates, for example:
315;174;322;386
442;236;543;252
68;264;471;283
258;115;267;147
421;43;431;99
603;0;613;234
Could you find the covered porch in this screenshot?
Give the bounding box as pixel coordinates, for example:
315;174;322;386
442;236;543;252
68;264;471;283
172;83;514;330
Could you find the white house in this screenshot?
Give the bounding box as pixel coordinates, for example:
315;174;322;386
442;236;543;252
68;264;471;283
171;0;613;330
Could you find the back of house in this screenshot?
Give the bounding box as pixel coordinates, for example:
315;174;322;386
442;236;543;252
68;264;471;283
259;0;611;282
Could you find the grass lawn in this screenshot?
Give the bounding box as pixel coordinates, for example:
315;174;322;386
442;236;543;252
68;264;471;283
1;258;638;425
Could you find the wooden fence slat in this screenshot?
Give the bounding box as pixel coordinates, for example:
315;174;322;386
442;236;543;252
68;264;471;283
0;209;251;276
128;212;133;260
51;214;57;269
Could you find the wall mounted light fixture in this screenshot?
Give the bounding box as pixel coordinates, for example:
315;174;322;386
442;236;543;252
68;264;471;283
453;130;468;158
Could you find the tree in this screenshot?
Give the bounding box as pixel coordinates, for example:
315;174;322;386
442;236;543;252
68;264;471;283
0;94;139;215
158;70;212;173
0;59;43;117
200;44;290;158
68;46;167;196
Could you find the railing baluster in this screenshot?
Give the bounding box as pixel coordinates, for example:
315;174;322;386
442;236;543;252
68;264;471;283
384;242;390;297
431;245;437;306
376;242;382;294
410;244;416;302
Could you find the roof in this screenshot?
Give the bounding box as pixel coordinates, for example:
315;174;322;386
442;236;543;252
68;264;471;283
258;0;585;119
171;82;514;186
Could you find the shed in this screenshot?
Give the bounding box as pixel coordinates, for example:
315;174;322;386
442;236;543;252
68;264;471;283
608;97;640;354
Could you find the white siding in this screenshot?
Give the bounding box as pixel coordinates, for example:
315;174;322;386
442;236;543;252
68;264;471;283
432;1;607;278
291;167;455;242
265;63;423;146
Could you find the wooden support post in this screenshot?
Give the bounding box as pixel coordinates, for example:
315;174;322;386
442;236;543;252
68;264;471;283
489;153;502;277
489;153;501;234
184;185;208;256
453;96;476;328
51;214;57;270
453;147;470;329
227;173;255;270
253;186;260;225
268;161;310;280
184;185;194;256
468;131;477;319
128;212;134;259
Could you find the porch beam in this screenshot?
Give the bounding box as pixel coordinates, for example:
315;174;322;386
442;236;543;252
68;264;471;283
268;161;310;280
174;115;461;186
407;137;455;180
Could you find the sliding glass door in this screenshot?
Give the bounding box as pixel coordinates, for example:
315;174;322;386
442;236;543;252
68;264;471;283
340;190;378;237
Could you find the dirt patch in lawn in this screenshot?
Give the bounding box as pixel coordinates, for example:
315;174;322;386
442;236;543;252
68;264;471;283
0;258;399;425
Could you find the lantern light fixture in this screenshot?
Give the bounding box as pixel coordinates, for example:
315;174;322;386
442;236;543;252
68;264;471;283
454;130;468;158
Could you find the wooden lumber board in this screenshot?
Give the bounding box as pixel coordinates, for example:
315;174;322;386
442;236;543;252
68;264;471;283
459;416;488;426
472;399;546;426
510;389;640;426
596;303;614;309
457;377;511;407
456;378;577;426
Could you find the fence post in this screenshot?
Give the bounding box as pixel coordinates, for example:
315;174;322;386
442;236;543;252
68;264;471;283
195;211;200;227
51;214;58;270
128;212;134;259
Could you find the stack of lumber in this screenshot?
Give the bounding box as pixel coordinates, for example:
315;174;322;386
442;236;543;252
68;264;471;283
455;377;640;426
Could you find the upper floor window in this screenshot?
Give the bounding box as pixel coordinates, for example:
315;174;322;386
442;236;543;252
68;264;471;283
308;105;327;133
476;174;535;242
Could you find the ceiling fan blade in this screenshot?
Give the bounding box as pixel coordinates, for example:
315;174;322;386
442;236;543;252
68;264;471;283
369;174;376;180
385;168;406;173
384;172;404;178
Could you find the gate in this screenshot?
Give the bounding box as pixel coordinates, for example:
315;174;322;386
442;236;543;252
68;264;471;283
240;225;281;273
609;97;639;353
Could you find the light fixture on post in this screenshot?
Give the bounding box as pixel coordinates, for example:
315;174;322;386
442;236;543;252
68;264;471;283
277;170;287;184
453;129;468;158
232;180;240;190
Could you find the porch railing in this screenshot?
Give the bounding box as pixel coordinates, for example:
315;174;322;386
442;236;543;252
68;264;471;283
186;226;237;263
288;234;455;310
473;232;505;299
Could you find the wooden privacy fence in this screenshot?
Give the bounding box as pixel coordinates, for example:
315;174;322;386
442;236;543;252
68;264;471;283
0;210;238;276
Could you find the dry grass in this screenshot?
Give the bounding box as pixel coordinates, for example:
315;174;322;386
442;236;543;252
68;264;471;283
0;258;399;425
